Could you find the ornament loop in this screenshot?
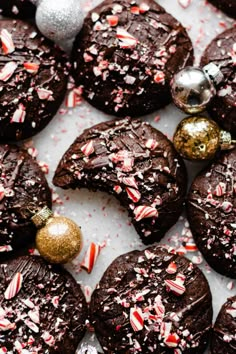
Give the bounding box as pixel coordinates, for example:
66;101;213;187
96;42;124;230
31;206;53;228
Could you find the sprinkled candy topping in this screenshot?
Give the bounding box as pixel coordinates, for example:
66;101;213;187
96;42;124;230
11;104;26;124
41;331;55;346
81;141;95;157
0;61;17;82
133;205;158;221
116;28;138;49
23;62;39;74
130;307;144;331
37;87;53;100
0;29;15;54
4;272;23;300
81;242;100;273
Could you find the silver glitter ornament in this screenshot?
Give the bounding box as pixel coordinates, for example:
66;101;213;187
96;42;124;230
171;63;223;114
76;343;99;354
35;0;83;42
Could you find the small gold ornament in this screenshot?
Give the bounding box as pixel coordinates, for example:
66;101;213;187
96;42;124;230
173;116;236;161
32;206;82;264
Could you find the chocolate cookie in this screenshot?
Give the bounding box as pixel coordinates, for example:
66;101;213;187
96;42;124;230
0;144;51;252
0;255;88;353
201;27;236;137
187;148;236;278
0;19;69;142
71;0;193;117
208;0;236;19
0;0;36;18
53;118;187;245
211;296;236;354
90;245;213;353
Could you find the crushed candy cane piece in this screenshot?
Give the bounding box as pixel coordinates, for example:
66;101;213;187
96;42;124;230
164;333;180;348
0;61;17;81
130;307;144;331
81;141;94;157
4;272;23;300
134;205;158;221
126;187;141;203
81;242;100;273
37;87;53;100
23;62;39;74
166;262;177;274
11;104;26;123
106;15;119;27
41;331;55;346
139;3;150;13
116;28;138;49
178;0;192;8
1;29;15;54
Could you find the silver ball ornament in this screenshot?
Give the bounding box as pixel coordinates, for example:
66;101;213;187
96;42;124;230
35;0;83;42
171;63;223;114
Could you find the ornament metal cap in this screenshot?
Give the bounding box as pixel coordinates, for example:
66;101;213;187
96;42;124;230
31;206;53;228
203;63;224;86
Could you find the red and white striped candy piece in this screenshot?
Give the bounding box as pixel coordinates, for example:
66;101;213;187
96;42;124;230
166;262;177;274
154;71;165;83
106;15;119;27
24;319;39;333
121;157;134;172
122;176;138;189
154;296;165;318
0;319;15;331
23;62;39;74
21;298;35;309
133;205;158;221
164;333;180;348
165;278;186;296
0;29;15;54
51;296;59;308
221;201;233;213
176;273;186;284
0;347;7;353
11;104;26;123
214;182;226;196
37;87;53;100
65;89;81;107
130;307;144;331
113;185;122;194
41;331;55;346
4;272;23;300
145;139;158;150
126;187;141;203
185;242;198;252
0;61;17;81
81;140;94;157
0;185;5;202
139;3;150;13
130;6;140;14
0;245;12;252
160;321;172;338
116;28;138;49
81;242;100;273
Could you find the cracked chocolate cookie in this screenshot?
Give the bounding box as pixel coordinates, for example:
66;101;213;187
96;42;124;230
71;0;193;117
90;245;212;353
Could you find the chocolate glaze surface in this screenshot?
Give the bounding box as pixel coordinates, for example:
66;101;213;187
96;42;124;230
0;144;51;252
0;19;69;141
53;118;187;244
71;0;193;117
208;0;236;19
187;149;236;278
0;0;36;18
0;255;88;353
90;245;213;353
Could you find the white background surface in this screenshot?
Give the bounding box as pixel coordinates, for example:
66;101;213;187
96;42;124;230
28;0;235;352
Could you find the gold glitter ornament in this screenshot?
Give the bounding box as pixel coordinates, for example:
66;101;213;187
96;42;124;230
32;206;82;264
173;116;236;161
